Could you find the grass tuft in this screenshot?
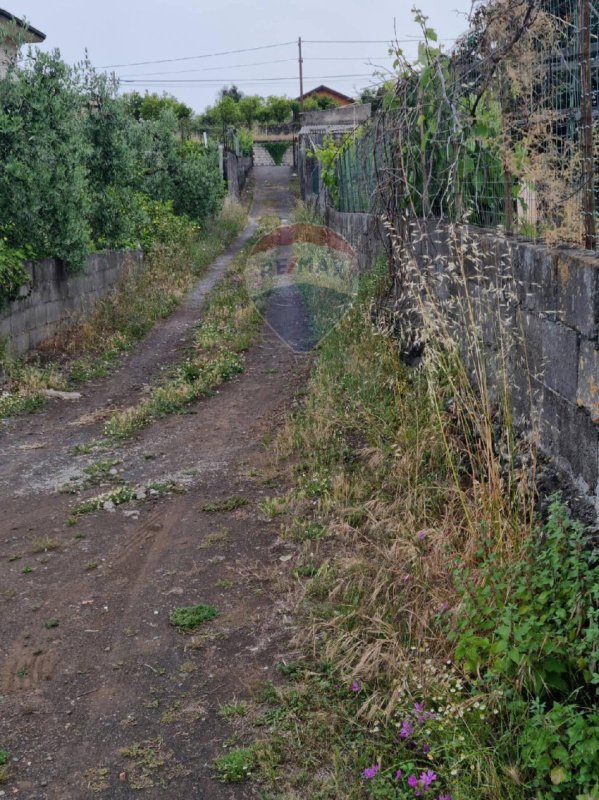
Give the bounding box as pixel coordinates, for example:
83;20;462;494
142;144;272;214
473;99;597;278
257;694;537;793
169;604;218;632
214;747;256;783
202;496;248;513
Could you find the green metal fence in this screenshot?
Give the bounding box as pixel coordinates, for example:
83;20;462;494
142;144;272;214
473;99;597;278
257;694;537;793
332;0;599;249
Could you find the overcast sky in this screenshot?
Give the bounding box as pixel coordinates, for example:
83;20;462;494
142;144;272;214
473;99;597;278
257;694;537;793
12;0;473;112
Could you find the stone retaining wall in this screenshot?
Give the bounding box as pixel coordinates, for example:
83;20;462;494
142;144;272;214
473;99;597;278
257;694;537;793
0;250;142;357
325;206;599;518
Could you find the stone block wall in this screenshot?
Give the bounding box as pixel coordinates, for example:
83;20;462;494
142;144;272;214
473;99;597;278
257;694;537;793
324;207;599;516
0;250;142;357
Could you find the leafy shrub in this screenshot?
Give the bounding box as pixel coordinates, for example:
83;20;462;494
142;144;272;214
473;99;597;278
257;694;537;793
82;65;141;249
129;195;196;251
0;52;225;264
454;499;598;697
238;127;253;157
517;700;599;798
0;51;92;269
170;140;225;221
0;239;29;307
453;498;599;798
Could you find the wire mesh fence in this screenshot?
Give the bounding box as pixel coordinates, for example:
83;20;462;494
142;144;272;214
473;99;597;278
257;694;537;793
333;0;598;249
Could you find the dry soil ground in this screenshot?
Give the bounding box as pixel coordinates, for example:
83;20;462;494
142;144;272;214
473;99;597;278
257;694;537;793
0;167;310;799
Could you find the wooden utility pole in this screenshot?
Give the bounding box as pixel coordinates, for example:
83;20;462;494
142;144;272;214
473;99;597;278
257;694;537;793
298;37;304;112
579;0;596;249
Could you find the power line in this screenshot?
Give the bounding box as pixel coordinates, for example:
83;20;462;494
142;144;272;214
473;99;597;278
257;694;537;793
101;41;295;69
118;58;298;78
303;37;456;43
101;37;457;70
120;73;375;85
304;39;392;43
121;73;372;88
117;55;393;79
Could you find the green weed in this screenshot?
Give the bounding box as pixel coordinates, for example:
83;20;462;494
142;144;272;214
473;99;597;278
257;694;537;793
258;497;287;519
73;486;136;515
0;749;9;783
82;459;122;484
218;701;249;719
169;604;218;632
214;747;256;783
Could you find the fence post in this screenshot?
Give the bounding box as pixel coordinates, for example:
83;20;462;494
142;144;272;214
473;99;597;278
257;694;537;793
504;164;514;236
579;0;596;249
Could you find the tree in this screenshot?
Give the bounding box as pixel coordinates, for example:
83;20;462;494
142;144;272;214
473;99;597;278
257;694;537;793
316;95;341;110
238;95;262;128
124;92;193;138
219;84;243;103
359;83;395;113
212;95;241;138
264;96;292;125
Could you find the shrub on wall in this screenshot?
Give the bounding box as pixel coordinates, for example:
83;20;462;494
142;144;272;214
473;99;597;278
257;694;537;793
170;141;225;221
0;52;226;269
0;239;30;307
82;64;141;250
0;51;93;269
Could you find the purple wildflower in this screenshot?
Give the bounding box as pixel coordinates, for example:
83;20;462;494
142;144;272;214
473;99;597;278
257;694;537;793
362;764;380;780
422;743;431;754
414;702;435;724
420;770;438;788
436;795;452;800
395;770;403;780
416;529;429;540
407;775;419;789
399;719;415;739
350;680;361;693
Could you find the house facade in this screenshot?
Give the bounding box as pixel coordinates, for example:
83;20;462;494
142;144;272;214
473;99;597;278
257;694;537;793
0;8;45;78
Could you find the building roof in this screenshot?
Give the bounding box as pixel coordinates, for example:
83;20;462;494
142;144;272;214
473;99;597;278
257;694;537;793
0;9;46;42
298;85;354;103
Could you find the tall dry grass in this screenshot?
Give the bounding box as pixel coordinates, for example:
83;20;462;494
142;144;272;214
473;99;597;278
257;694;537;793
275;218;538;719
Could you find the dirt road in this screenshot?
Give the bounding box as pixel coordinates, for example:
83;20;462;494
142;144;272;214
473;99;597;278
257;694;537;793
0;167;308;799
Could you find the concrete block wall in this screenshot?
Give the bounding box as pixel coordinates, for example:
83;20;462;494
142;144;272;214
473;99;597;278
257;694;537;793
324;207;599;516
0;250;142;357
225;151;253;199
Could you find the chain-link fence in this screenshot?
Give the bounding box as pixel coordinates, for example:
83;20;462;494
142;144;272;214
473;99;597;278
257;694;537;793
333;0;598;249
